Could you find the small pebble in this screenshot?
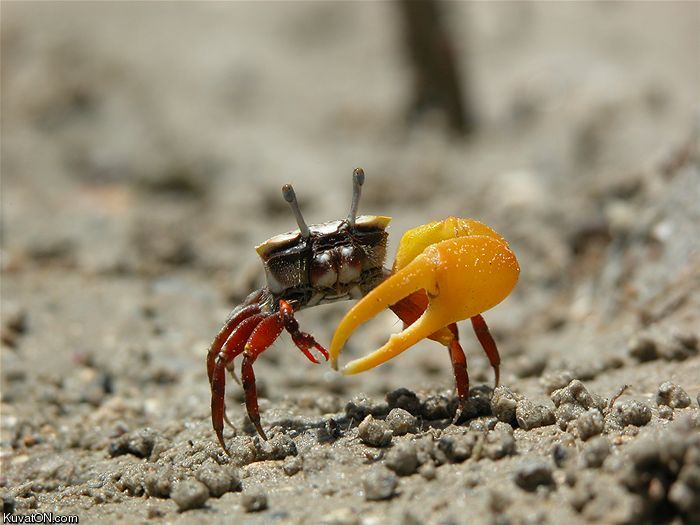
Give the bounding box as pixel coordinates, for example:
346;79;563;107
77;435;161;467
283;455;303;476
658;405;674;420
255;434;297;461
513;460;555;491
144;467;177;498
385;408;418;436
656;381;691;409
576;409;604;441
552;443;574;468
108;427;158;458
421;392;455;420
615;400;652;427
345;395;386;421
437;434;475;463
196;464;241;497
581;436;611;468
386;388;422;415
516;400;555;430
171;480;209;511
491;386;521;426
241;489;268;512
484;430;517;460
363;467;398;501
358;415;392;447
385;442;419;476
551;380;596;409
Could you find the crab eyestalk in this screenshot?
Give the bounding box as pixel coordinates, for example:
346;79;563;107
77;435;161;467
282;183;310;239
347;167;365;227
329;217;519;375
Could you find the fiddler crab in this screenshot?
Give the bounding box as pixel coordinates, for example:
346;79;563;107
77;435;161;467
207;169;519;452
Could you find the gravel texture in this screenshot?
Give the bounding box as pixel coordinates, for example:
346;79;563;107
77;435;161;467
2;3;699;525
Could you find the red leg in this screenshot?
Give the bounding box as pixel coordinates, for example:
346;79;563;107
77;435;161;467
241;314;285;440
470;314;500;388
211;314;264;452
279;299;329;363
207;303;261;386
389;290;429;327
447;323;469;422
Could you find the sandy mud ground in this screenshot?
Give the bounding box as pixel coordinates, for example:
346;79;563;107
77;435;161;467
2;2;699;524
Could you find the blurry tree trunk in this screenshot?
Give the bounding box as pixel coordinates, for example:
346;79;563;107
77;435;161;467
398;0;476;135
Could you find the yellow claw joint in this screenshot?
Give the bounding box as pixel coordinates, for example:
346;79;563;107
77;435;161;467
329;217;519;375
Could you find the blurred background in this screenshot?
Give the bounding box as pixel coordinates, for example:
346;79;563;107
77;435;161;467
2;0;699;464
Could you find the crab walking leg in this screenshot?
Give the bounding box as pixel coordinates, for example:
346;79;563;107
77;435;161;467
329;255;438;370
448;334;470;422
470;314;501;387
210;314;265;452
279;300;329;363
207;302;262;386
241;313;285;440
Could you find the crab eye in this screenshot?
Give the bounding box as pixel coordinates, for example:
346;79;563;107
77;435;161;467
310;252;337;288
338;246;361;284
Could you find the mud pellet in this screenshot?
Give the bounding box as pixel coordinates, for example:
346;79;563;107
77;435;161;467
516;399;555;430
656;381;691;409
386;388;421;416
346;395;386;421
144;467;175;498
658;405;673;420
615;400;652;427
385;408;418;436
421;393;454;420
171;480;209;511
196;464;241;497
491;386;520;426
363;467;398;501
514;460;555;491
552;443;574;468
283;455;303;476
242;489;268;512
385;442;419;476
576;409;604;441
437;434;475;463
358;415;392;447
484;430;516;460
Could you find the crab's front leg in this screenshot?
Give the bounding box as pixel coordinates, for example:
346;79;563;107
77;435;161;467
210;297;328;451
330;217;519;409
239;300;328;441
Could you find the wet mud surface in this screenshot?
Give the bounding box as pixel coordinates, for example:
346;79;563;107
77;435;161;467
2;3;699;524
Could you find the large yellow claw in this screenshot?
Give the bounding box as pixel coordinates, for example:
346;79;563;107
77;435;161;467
329;217;519;374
